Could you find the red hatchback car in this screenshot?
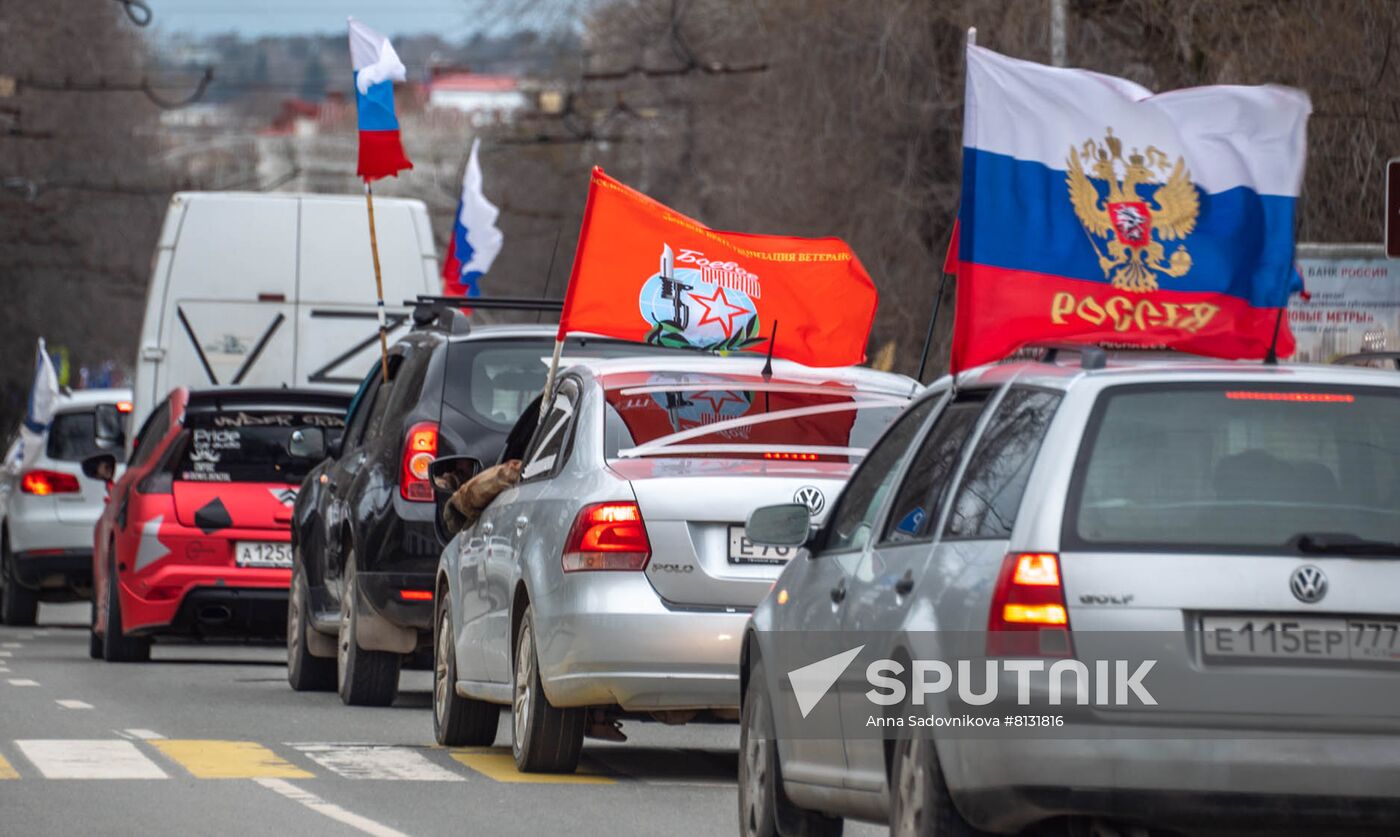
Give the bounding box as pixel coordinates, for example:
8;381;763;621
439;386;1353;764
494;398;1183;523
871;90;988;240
85;387;349;662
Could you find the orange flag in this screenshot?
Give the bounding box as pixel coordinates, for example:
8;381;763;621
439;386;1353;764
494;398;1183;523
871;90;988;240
557;168;878;367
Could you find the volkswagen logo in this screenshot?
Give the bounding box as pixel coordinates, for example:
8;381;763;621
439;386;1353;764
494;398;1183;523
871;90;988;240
794;486;826;516
1290;565;1328;604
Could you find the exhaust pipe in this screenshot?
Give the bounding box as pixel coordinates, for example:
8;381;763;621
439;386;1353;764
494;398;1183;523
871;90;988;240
197;604;232;625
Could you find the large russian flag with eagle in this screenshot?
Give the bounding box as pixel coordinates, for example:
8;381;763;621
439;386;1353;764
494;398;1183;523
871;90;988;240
949;44;1311;371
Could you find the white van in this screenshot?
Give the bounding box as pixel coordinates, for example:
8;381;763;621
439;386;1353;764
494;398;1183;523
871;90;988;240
132;191;438;430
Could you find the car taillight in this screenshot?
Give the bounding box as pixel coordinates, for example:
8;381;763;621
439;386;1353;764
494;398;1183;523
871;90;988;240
562;502;651;572
987;552;1072;657
399;421;438;502
116;400;133;413
20;470;80;495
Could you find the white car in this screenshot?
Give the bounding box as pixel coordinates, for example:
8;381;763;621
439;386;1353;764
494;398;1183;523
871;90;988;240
0;388;131;625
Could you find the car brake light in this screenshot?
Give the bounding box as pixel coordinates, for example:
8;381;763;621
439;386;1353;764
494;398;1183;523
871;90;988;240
116;400;133;413
562;502;651;572
399;589;433;601
987;553;1072;657
399;421;438;502
21;470;81;495
763;452;820;461
1225;391;1354;403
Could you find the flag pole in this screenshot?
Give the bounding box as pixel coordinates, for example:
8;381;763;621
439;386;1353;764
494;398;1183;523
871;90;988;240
539;337;564;424
365;181;391;384
915;272;950;383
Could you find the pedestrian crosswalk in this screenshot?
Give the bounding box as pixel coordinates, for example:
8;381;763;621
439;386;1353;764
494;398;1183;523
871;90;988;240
0;739;709;786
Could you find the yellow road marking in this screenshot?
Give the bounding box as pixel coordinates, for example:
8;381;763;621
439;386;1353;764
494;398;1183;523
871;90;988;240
0;754;18;779
449;747;614;784
152;740;313;779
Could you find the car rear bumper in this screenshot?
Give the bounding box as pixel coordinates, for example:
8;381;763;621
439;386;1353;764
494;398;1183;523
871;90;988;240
358;570;435;632
166;587;289;638
535;575;747;712
941;730;1400;832
120;565;290;635
11;548;91;595
7;512;99;555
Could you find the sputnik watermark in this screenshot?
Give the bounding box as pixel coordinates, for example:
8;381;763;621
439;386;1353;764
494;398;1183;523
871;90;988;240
787;647;1157;720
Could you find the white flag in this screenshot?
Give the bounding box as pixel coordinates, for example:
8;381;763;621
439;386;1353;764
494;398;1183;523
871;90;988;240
18;338;59;470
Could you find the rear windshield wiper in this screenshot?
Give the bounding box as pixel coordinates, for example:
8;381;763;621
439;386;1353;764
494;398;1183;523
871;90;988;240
1291;532;1400;557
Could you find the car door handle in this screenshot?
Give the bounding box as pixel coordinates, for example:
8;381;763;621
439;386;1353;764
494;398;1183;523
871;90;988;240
894;569;915;596
830;580;846;604
481;521;494;536
514;516;528;533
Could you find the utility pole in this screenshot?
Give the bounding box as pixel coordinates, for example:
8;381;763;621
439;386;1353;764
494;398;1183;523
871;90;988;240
1050;0;1067;67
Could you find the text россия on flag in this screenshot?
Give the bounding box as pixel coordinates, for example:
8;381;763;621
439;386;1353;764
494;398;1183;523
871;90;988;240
558;168;878;368
950;44;1311;371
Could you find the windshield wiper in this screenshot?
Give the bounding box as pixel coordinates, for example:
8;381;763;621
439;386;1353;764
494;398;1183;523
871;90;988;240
1291;532;1400;557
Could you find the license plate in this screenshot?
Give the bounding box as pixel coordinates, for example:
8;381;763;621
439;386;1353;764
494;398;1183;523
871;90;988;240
1201;615;1400;664
235;541;292;569
728;525;794;565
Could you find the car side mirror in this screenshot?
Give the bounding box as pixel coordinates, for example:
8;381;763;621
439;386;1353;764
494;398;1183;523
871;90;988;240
287;427;326;460
746;503;812;549
93;404;127;451
428;455;484;543
82;453;118;483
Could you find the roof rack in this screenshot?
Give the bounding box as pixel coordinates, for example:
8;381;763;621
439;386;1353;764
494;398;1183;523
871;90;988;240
406;296;566;338
1037;344;1107;371
1332;351;1400;370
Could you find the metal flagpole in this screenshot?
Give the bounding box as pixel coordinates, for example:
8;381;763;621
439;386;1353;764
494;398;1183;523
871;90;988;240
364;182;391;384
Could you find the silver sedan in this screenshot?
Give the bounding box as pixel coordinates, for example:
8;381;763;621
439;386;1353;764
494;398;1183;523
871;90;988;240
431;356;916;772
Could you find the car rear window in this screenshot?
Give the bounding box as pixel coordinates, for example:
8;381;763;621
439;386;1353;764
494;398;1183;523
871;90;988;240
46;411;101;462
1066;383;1400;552
603;377;905;462
174;410;345;484
442;338;693;432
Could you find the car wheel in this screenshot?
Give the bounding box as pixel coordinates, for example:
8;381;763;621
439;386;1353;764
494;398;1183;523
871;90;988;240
287;561;335;692
88;602;103;659
890;736;985;837
740;656;843;837
0;534;39;627
511;606;583;773
433;593;499;746
102;557;151;663
337;558;400;706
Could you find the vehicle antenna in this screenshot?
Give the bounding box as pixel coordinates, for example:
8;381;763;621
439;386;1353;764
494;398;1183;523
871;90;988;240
1263;304;1290;365
761;319;777;381
536;226;564;325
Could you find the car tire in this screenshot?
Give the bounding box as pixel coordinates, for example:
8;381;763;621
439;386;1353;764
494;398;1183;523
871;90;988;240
889;736;986;837
433;593;499;746
0;534;39;627
287;561;335;692
511;606;583;773
102;557;151;663
337;558;400;706
739;656;843;837
88;602;103;659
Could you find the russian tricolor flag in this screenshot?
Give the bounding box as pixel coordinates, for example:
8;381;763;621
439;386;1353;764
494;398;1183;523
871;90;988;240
348;18;413;182
442;138;504;304
950;45;1311;371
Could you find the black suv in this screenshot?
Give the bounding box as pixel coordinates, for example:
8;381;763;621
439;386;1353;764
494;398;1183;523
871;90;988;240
287;307;679;705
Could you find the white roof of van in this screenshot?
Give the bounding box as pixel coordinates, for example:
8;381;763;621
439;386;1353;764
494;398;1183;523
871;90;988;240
170;191;427;208
55;388;133;411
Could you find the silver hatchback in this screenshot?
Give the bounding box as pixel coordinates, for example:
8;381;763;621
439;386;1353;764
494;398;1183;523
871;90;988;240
431;356;916;772
741;352;1400;836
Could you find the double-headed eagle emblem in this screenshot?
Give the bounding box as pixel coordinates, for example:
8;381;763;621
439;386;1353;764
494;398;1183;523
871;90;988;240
1066;128;1200;293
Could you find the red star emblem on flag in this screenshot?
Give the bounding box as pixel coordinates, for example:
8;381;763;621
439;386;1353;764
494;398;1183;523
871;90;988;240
689;286;750;338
